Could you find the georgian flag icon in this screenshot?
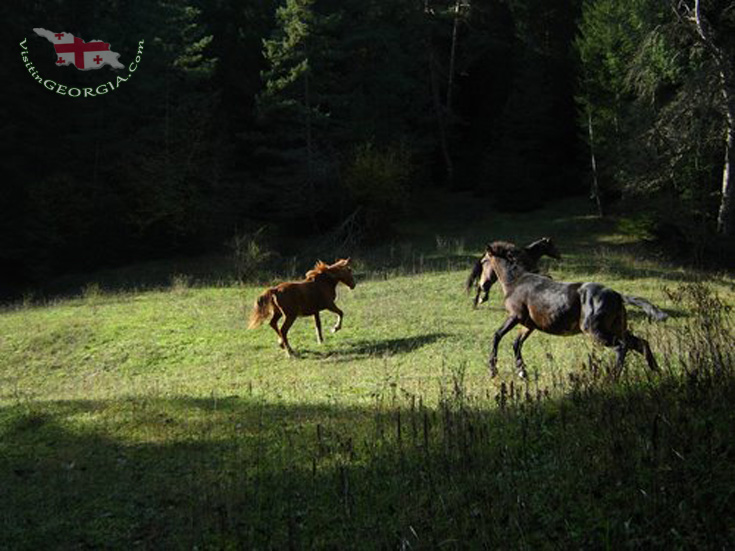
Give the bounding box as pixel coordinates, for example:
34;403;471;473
33;28;124;70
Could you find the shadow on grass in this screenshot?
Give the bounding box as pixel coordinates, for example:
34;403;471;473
300;332;452;360
3;365;735;550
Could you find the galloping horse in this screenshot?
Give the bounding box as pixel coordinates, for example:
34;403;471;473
484;241;660;378
248;259;356;357
466;237;561;308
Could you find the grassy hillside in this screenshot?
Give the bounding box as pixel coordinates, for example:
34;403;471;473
2;197;734;549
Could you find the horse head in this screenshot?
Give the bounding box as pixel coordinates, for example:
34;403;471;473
485;241;522;263
539;237;562;260
330;258;356;289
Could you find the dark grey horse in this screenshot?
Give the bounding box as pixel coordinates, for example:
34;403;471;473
484;241;661;379
466;237;562;308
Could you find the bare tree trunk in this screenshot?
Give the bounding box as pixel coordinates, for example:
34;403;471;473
303;61;318;226
429;43;454;185
717;90;735;235
587;110;603;217
304;62;314;182
165;74;170;174
446;0;462;118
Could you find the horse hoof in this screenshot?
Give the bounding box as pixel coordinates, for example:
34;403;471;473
517;368;527;379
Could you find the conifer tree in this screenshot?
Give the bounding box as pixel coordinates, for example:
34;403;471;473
256;0;344;223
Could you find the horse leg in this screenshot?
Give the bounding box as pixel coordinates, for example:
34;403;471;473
314;313;324;344
580;302;629;376
587;329;628;378
279;315;297;358
479;281;490;305
489;316;520;377
269;310;283;348
625;331;659;372
473;285;482;308
480;272;497;306
614;341;628;377
512;327;535;379
326;304;344;333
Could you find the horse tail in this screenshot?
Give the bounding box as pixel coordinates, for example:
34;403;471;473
248;288;276;329
622;295;668;322
466;258;483;294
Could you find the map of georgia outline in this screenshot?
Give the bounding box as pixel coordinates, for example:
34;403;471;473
33;28;124;71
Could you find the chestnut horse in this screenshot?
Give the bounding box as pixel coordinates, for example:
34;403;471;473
248;259;356;357
484;241;660;378
466;237;561;308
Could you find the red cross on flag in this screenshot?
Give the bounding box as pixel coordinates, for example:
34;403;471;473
33;28;124;70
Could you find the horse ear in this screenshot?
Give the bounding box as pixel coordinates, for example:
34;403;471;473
485;243;496;256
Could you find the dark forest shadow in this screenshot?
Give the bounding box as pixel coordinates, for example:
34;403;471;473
3;364;735;550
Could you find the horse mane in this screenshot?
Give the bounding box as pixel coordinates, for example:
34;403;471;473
487;241;521;258
305;261;331;280
305;259;350;280
524;237;549;251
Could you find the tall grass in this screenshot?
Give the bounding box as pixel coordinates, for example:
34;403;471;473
215;282;734;549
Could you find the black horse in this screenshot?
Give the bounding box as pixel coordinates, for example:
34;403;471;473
466;237;561;308
484;241;662;378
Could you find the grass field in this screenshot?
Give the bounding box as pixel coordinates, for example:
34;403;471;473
2;196;734;549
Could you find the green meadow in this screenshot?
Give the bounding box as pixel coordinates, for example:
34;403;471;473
2;197;734;549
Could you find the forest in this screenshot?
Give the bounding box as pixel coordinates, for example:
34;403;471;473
3;0;734;297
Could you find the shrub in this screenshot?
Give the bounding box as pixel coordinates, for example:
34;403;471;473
342;142;413;237
229;227;275;283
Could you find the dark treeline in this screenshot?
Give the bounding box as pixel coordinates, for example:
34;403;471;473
3;0;734;295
